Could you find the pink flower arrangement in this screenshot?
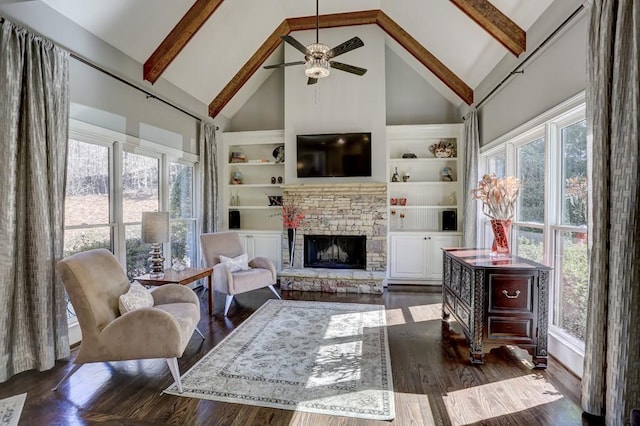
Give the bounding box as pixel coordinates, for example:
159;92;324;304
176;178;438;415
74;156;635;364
471;174;521;220
281;199;305;229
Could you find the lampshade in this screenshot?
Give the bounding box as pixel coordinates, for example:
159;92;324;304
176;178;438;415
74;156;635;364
141;212;169;244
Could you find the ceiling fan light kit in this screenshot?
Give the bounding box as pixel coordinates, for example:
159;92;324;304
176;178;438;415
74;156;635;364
264;0;367;84
304;43;331;79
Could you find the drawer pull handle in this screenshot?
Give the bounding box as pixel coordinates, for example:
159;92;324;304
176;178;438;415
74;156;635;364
502;289;521;299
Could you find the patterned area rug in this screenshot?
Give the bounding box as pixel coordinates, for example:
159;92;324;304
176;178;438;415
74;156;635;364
165;299;394;420
0;393;26;426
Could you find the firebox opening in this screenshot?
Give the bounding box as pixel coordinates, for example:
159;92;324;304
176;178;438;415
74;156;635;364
304;235;366;269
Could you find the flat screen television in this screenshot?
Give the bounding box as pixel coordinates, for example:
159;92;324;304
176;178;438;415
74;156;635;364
296;132;372;178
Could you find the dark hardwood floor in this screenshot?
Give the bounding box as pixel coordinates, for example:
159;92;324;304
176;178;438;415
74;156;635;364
0;286;594;425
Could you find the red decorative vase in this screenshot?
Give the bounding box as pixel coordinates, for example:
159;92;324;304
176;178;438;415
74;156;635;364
490;219;512;256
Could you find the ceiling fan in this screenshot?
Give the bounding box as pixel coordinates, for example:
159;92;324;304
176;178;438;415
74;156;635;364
263;0;367;85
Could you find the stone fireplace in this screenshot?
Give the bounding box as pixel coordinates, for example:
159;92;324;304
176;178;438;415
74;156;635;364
279;183;386;293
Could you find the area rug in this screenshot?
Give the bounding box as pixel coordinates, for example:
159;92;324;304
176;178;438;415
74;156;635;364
0;393;26;426
165;299;394;420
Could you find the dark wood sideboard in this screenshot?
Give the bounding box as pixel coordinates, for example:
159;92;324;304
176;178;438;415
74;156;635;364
441;248;552;368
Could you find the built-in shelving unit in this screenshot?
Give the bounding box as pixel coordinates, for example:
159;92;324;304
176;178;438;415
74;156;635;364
386;124;464;284
220;130;285;231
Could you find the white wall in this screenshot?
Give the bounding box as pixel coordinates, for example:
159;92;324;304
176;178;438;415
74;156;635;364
284;25;387;184
229;69;285;132
385;46;459;125
462;0;587;145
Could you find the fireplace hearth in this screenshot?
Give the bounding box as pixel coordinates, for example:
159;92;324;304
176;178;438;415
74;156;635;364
304;235;366;269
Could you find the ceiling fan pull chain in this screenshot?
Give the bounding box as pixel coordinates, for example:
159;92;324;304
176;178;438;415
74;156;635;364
316;0;319;43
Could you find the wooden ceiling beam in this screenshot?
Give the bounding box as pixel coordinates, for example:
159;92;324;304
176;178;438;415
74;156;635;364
208;9;475;118
208;20;291;118
144;0;225;84
450;0;525;57
376;11;473;105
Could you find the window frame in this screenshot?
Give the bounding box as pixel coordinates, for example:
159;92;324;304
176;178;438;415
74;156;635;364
479;93;587;376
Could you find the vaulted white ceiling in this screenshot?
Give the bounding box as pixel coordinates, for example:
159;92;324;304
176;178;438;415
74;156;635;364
39;0;555;119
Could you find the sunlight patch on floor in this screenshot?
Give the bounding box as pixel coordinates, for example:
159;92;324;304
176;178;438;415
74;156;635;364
385;308;407;326
443;374;563;425
407;303;443;323
306;341;363;388
393;391;436;425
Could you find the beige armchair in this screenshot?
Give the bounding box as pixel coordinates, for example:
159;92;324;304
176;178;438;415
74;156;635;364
54;249;203;393
200;231;280;316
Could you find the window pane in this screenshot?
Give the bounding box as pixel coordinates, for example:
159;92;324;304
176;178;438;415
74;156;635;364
169;163;193;219
561;120;588;227
517;138;545;223
554;230;589;340
170;220;195;268
125;224;153;280
487;152;506;178
123;152;159;223
514;226;544;263
65;140;109;226
64;227;112;257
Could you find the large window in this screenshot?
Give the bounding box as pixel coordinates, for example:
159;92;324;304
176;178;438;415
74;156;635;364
479;96;588;375
63;121;199;320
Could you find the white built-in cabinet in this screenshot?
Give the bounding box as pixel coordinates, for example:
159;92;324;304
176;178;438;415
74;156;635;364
386;124;464;284
219;130;284;270
237;231;282;271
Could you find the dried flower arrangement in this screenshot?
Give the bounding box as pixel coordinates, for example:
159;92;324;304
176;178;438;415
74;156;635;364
429;140;457;158
281;199;305;229
471;174;521;220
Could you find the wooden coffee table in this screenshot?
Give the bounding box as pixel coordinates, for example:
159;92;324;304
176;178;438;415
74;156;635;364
134;267;214;315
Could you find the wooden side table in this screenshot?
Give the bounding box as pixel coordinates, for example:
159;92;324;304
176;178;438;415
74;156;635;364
134;267;214;315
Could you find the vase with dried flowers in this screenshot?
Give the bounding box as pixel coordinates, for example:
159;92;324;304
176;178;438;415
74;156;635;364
281;199;305;267
471;174;521;256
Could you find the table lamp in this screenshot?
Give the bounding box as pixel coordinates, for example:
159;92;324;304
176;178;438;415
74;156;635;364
141;211;169;278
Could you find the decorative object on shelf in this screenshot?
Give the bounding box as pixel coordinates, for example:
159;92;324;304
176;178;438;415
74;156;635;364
141;211;169;278
268;195;283;206
472;174;521;256
399;212;405;229
391;167;400;182
271;176;276;184
402;153;417;158
429;140;457;158
281;199;305;267
400;198;407;206
230;151;247;163
441;166;453;181
390;197;397;205
402;172;410;182
272;145;285;163
230;190;239;206
278;176;283;184
231;170;243;184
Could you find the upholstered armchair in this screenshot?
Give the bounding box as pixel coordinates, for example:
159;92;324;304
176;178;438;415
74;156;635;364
200;231;280;316
54;249;203;393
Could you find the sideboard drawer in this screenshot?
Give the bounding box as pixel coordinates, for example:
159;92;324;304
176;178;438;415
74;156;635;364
487;317;534;341
488;274;534;314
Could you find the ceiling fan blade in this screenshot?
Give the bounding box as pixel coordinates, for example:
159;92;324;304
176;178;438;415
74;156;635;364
307;77;318;85
281;35;310;56
263;61;306;70
330;61;367;76
326;37;364;59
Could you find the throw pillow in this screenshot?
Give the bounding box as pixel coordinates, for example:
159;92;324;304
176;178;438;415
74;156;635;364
219;253;250;273
119;281;154;315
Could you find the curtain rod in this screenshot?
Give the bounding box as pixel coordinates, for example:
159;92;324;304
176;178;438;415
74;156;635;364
70;52;218;129
473;3;586;111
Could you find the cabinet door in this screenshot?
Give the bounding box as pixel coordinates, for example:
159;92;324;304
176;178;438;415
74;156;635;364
390;234;428;279
425;235;461;280
249;233;282;271
236;232;252;257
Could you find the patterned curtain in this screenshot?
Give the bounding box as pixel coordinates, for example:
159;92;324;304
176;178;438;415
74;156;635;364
462;108;479;248
582;0;640;424
0;18;70;382
199;122;218;234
